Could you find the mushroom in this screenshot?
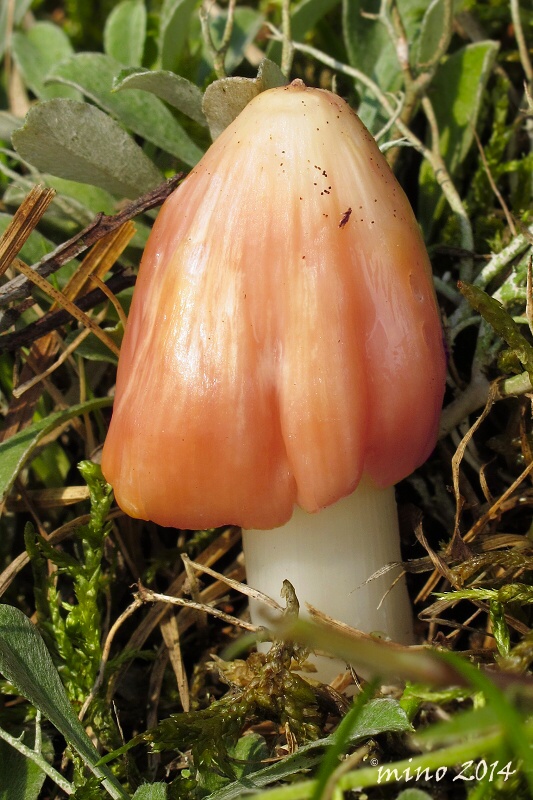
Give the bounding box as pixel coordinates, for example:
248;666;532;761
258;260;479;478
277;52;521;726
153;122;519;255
101;80;446;676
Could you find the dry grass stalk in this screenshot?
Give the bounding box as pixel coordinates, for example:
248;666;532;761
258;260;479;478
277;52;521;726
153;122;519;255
0;175;184;307
12;257;121;357
58;221;135;306
183;554;283;611
6;485;91;511
159;613;190;711
106;527;243;700
136;582;258;633
0;184;56;278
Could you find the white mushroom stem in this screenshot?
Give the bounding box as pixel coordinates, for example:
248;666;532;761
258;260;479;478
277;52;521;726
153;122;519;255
242;476;413;681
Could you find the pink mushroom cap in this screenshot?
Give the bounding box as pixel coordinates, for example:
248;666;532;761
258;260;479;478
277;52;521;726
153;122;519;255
101;80;446;530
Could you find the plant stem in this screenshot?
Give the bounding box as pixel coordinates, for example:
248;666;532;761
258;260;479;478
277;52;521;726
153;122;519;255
510;0;533;83
280;0;294;77
200;0;237;79
0;725;74;795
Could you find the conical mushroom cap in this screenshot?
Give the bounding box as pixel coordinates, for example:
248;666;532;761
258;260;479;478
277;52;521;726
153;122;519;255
102;80;446;530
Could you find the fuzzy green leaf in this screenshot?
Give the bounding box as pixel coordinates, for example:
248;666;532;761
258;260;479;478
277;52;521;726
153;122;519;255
114;68;206;126
0;112;22;141
132;785;167;800
46;53;203;166
342;0;428;132
104;0;146;67
44;177;118;217
412;0;453;69
0;0;32;60
203;77;259;141
432;41;500;174
203;59;286;140
64;327;121;365
0;735;47;800
419;41;500;232
232;733;269;779
159;0;199;73
35;178;151;249
291;0;341;38
12;99;163;198
11;23;81;101
0;605;127;799
257;59;287;90
0;396;112;506
458;281;533;383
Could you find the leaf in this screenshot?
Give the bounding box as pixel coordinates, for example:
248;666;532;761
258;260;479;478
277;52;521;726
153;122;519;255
12;99;163;198
0;0;32;60
132;785;167;800
159;0;199;73
458;281;533;383
44;177;118;216
412;0;453;69
0;605;127;799
11;22;81;101
40;180;150;250
0;734;48;800
291;0;342;38
342;0;429;132
64;327;121;365
104;0;147;67
114;68;206;126
0;396;112;506
30;440;70;489
203;78;259;141
396;790;434;800
208;699;411;800
258;59;287;91
430;41;500;175
46;53;203;166
203;59;286;140
418;41;500;233
311;680;379;800
232;734;269;779
0;112;22;141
